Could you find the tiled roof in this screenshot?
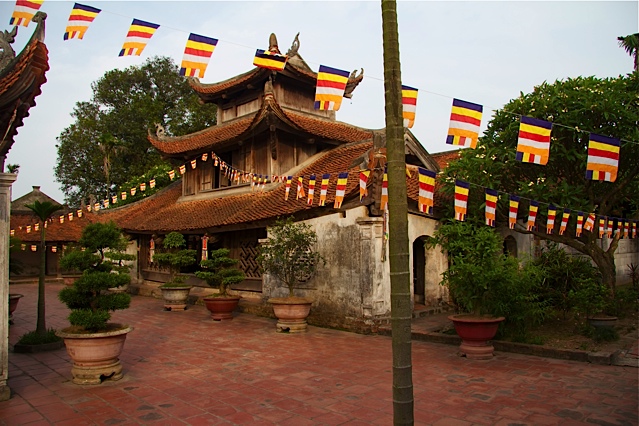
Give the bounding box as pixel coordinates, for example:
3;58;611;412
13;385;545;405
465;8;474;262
431;149;461;170
149;97;374;157
108;142;375;234
11;212;99;244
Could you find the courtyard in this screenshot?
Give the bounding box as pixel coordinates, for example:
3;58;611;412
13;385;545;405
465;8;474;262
2;282;638;425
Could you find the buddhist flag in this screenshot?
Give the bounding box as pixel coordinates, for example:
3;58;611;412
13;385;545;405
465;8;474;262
179;33;218;78
168;170;175;180
284;176;292;201
606;217;613;238
418;168;436;215
314;65;350;111
380;172;389;211
253;49;287;71
60;215;64;224
359;170;370;202
598;217;605;238
509;195;520;229
559;209;571;235
334;172;349;209
9;0;44;27
26;225;31;233
319;174;330;206
446;99;483;148
140;182;146;191
485;188;498;227
527;200;539;231
150;179;156;189
296;176;305;199
190;159;197;169
64;3;100;40
111;196;117;205
576;212;584;237
130;187;136;196
546;205;557;234
121;191;127;200
307;175;316;205
623;220;629;239
584;213;596;232
179;165;186;175
633;221;637;239
77;209;83;218
516;116;553;165
402;85;418;128
454;180;470;221
586;133;620;182
104;199;109;208
119;19;159;57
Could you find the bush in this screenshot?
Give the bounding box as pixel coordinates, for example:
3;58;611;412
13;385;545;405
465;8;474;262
17;328;62;345
195;248;245;297
153;232;197;287
58;222;135;332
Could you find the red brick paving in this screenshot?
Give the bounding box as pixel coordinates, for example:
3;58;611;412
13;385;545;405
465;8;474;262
3;282;638;425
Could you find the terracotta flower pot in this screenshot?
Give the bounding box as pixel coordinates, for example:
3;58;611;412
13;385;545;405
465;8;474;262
203;296;241;321
448;314;505;359
8;294;23;324
160;286;191;311
56;325;133;385
269;297;312;333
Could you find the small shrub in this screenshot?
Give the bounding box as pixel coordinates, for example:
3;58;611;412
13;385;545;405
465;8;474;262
17;329;62;345
195;248;245;297
153;232;197;287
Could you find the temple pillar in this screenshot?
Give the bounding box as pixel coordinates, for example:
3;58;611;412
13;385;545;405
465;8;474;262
0;173;17;401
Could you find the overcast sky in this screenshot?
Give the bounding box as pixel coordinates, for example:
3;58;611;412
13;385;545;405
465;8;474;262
3;0;637;203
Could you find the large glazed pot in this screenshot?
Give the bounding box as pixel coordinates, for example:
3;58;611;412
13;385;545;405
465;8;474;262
56;325;133;385
269;297;312;333
160;286;191;311
449;314;505;359
203;296;241;321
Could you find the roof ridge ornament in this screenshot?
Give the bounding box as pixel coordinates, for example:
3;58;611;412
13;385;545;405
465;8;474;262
286;32;300;58
268;33;281;54
344;69;364;99
154;123;167;140
0;26;18;70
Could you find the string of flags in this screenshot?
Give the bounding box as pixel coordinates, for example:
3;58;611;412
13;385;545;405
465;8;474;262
9;1;634;171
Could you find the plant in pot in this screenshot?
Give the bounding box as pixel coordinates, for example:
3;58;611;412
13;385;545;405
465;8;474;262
152;232;198;311
427;220;520;359
569;278;617;330
56;221;134;385
194;248;246;321
257;217;324;333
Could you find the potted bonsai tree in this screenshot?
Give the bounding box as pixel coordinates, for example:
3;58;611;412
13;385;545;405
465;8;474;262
257;217;324;333
56;221;135;384
195;248;246;321
153;232;197;311
427;220;517;359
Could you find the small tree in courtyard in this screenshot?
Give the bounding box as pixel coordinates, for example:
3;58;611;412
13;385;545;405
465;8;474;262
257;217;324;298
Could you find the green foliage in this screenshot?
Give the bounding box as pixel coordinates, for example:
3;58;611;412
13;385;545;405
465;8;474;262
532;243;601;318
110;163;175;208
55;56;217;206
427;220;549;339
58;222;134;332
569;280;611;320
6;164;20;174
442;74;639;290
257;217;325;297
195;248;246;297
17;329;62;345
25;200;63;222
627;263;639;292
153;232;197;287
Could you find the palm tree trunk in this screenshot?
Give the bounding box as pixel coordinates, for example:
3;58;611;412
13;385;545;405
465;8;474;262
36;223;46;334
381;1;414;424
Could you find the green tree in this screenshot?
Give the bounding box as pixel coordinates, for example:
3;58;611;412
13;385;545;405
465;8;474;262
55;56;216;206
381;0;413;423
25;200;63;335
443;74;639;294
618;33;639;71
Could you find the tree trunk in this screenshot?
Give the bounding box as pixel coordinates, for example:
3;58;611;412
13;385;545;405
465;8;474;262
36;223;46;335
381;1;414;424
589;244;617;296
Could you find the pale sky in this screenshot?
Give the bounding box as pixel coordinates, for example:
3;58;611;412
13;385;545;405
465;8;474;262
2;0;637;203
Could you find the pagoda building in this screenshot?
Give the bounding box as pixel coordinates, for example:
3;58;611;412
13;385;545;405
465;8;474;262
108;33;448;331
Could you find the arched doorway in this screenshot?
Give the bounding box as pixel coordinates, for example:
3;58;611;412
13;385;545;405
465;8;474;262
503;235;518;258
412;237;427;305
